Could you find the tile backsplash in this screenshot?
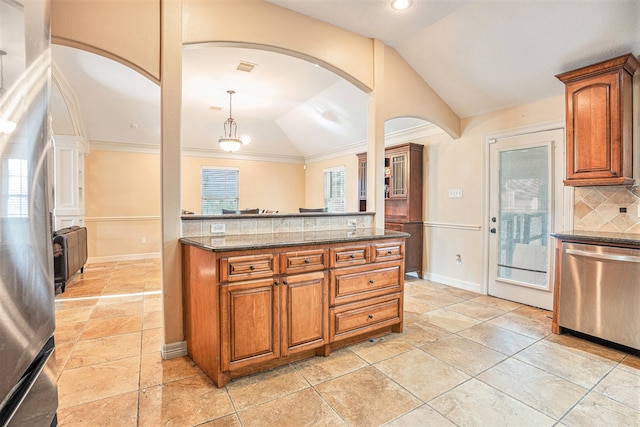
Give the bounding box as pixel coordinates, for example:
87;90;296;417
573;186;640;233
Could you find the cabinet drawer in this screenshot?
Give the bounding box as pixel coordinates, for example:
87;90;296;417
280;249;327;274
330;261;403;305
371;242;404;263
330;245;369;268
220;254;277;282
330;294;402;342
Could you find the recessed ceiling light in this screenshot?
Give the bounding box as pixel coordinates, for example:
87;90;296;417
391;0;412;11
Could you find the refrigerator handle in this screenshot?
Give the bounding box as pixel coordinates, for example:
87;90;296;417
29;139;54;281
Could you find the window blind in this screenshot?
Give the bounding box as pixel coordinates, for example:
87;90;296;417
324;166;345;213
201;167;239;214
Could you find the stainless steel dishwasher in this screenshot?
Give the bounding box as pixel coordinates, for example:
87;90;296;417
559;242;640;350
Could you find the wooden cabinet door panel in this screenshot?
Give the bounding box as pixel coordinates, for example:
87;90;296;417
281;271;328;355
220;279;280;371
280;249;327;274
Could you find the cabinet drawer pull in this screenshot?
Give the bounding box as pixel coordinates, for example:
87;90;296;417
249;265;255;270
368;314;374;319
349;254;355;259
283;280;288;285
304;259;310;264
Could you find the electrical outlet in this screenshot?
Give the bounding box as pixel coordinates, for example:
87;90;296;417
448;188;463;198
210;223;225;233
347;219;357;227
140;237;147;244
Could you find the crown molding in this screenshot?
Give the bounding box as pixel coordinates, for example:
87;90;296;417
51;58;87;138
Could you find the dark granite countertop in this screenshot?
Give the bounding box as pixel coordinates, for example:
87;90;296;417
180;228;409;252
551;230;640;246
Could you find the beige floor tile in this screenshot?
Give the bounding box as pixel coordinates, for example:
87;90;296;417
349;333;414;363
561;391;640;426
200;414;243;427
294;348;368;385
57;356;140;409
469;295;523;311
139;353;201;388
141;327;163;354
514;340;616;389
477;358;588;419
54;297;98;310
61;282;107;298
420;335;506;376
390;316;451;346
421;308;481;333
67;331;141;369
79;314;142;340
316;366;421;426
594;367;640;410
544;333;627;363
237;388;346;427
403;294;442;314
488;310;551;339
91;300;144;319
143;294;162;313
142;310;163;330
417;292;466;308
55;341;75;377
226;364;310;411
457;322;536;355
436;286;479;300
385;404;456;427
429;379;555;426
54;321;86;345
446;300;507;321
95;294;143;306
375;349;470;402
55;307;95;324
57;390;138;427
138;373;234;427
101;281;146;295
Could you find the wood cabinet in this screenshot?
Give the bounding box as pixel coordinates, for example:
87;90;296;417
556;53;639;186
182;236;405;387
357;143;424;277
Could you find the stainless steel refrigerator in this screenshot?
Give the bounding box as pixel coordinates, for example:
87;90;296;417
0;0;58;425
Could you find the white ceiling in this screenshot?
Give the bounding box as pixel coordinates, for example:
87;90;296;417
49;0;640;161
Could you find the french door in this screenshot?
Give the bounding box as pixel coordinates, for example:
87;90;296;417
488;129;566;310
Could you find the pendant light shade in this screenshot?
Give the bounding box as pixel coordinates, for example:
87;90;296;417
219;90;244;153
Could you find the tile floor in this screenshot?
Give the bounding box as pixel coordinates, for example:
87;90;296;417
54;259;640;426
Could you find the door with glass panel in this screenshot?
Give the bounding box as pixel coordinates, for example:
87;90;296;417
488;129;565;310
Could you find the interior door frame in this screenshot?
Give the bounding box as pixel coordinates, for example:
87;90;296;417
481;121;573;297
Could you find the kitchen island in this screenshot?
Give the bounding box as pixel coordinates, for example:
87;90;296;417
181;228;409;387
551;230;640;350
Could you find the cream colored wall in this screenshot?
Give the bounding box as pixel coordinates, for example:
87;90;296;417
419;95;565;292
304;154;359;212
51;0;160;81
84;150;161;261
182;156;305;214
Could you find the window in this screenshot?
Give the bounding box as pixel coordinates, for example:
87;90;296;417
324;166;345;213
201;167;239;214
3;158;28;217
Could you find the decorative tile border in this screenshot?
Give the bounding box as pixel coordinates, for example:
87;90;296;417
181;213;375;237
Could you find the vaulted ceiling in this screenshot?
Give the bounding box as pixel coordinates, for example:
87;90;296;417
48;0;640;162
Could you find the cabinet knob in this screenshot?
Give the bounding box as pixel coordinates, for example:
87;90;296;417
274;281;280;286
283;280;288;285
369;279;374;284
304;259;310;264
349;254;355;259
249;265;255;270
386;250;392;255
368;314;374;319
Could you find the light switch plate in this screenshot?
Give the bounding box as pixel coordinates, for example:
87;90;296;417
448;188;463;198
211;223;225;233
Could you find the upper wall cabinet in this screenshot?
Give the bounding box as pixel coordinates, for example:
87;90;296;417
556;53;639;186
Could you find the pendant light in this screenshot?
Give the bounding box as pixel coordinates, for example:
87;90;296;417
218;90;244;153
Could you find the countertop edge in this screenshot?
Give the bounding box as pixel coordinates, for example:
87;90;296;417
551;231;640;246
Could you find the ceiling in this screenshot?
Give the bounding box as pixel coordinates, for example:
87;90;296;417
48;0;640;161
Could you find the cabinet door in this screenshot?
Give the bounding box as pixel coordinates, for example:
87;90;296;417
389;153;407;198
281;271;328;356
220;278;280;371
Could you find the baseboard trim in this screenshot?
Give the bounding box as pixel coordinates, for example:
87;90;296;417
425;272;482;294
87;252;161;264
162;341;188;360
